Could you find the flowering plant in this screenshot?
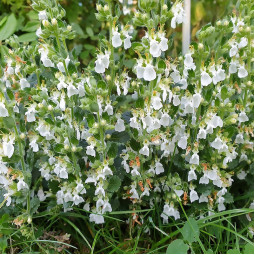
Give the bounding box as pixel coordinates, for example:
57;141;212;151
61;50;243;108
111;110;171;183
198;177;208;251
0;0;253;235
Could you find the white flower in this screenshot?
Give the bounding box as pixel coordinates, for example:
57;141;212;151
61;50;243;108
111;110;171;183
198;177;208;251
218;202;226;211
86;145;96;157
25;105;37;122
0;163;8;174
59;168;68;179
173;95;180;106
0;102;9;117
229;60;238;74
57;57;70;73
38;188;46;201
238;111;248;123
112;31;122;48
95;53;110;73
124;35;132;49
189;153;199;165
235;133;244;144
36;27;42;37
229;44;238;57
155;161;164;175
199;194;208;203
238;65;248;78
143;64;156;81
151;95;162;110
193;93;201;108
102;201;112;213
139;144;149;157
184;53;196;70
190;190;199;203
188;169;197;182
178;136;187;150
201;71;212;86
73;194;84;205
38;10;47;20
3;139;14;158
20;78;30;89
237;170;247;180
29;139;39;152
197;128;206;139
17;179;29;191
211;137;223;150
150;39;161;58
160;37;168;51
171;3;184;29
136;60;145;79
67;83;79;98
160;113;171;127
89;213;104;224
199;174;209;184
115;118;125;132
105;103;113;115
238;37;248;48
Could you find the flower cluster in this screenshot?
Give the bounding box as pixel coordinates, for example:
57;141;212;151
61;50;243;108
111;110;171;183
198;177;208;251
0;0;253;228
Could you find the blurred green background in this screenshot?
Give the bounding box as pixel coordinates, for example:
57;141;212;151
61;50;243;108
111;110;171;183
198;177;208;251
0;0;236;66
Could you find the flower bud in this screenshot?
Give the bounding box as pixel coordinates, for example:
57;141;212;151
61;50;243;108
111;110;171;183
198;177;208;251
42;20;49;27
224;21;229;26
71;146;77;152
51;18;57;26
48;105;53;111
198;43;204;50
64;144;69;150
38;103;44;108
239;26;244;32
67;25;72;31
246;26;251;32
20;133;25;139
96;4;102;11
162;4;167;10
106;75;111;81
104;5;109;11
216;20;222;26
106;134;111;139
94;122;99;128
101;119;106;126
231;118;237;124
27;217;32;224
247;81;252;86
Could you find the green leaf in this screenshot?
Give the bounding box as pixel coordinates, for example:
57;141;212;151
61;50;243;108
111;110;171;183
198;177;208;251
0;237;7;253
206;249;214;254
243;243;254;254
110;131;130;143
0;14;17;41
107;176;121;192
18;32;37;42
89;102;99;112
221;86;228;100
227;248;240;254
107;142;118;158
3;117;15;129
86;27;94;37
158;59;166;69
180;218;200;243
166;239;189;254
30;197;40;214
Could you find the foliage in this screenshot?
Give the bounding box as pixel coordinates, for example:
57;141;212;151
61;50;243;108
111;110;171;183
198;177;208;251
0;0;254;253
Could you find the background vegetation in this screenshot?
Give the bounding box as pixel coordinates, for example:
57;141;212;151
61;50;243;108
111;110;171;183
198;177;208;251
0;0;254;254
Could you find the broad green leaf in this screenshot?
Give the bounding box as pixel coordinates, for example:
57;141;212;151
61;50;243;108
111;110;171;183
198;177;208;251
18;32;37;42
227;248;240;254
0;14;17;41
243;243;254;254
107;176;121;192
180;218;200;243
110;131;130;143
166;239;189;254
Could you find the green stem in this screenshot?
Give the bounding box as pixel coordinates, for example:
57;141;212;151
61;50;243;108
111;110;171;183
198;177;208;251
108;0;115;95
